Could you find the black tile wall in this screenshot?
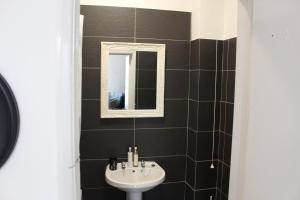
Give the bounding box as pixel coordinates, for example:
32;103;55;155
80;130;134;159
80;5;190;200
215;38;236;198
195;188;216;200
199;39;217;70
187;38;236;199
82;37;134;68
81;100;134;130
136;9;190;40
80;5;236;200
198;71;216;101
136;39;190;69
135;128;186;157
165;70;189;99
135;100;188;128
196;161;218;189
81;6;135;37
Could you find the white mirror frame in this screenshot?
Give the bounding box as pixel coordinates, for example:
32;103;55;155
100;42;166;118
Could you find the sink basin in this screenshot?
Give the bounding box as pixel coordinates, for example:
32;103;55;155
105;161;165;200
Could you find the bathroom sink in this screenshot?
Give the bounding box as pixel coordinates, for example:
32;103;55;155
105;161;165;200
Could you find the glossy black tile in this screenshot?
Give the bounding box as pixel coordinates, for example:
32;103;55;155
198;70;216;101
82;188;126;200
187;129;196;159
196;132;219;161
225;103;234;134
221;165;230;195
165;70;189;99
214;102;220;131
217;40;224;69
217;132;225;161
189;70;200;101
219;102;226;132
135;128;186;157
80;160;108;188
136;9;190;40
222;40;229;71
136;39;190;69
190;39;200;69
186;157;196;187
220;71;228;101
188;100;198;131
135;100;188;128
195;188;216;200
80;5;135;37
227;71;236;103
81;100;134;130
228;38;237;70
223;134;232;166
217;161;223;189
82;69;100;99
185;184;195;200
196;161;218;189
143;182;185;200
82;37;134;68
80;130;134;159
197;102;215;131
216;70;222;101
199;39;217;70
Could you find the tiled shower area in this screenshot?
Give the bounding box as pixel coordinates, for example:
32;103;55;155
80;5;236;200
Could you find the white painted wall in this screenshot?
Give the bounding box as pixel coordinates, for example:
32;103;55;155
230;0;300;200
80;0;237;40
223;0;238;39
0;0;78;200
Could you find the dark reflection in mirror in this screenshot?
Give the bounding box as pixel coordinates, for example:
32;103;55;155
135;51;157;109
107;51;157;110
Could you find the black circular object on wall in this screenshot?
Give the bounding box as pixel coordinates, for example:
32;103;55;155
0;74;19;168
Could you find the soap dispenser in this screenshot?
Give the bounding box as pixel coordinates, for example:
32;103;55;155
133;146;139;167
127;147;133;167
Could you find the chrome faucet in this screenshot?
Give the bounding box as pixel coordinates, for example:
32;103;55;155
121;162;126;170
141;160;145;168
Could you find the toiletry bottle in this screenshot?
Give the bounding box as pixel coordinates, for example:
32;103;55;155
127;147;133;167
133;146;139;167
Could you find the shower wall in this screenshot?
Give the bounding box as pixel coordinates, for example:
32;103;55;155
185;38;236;200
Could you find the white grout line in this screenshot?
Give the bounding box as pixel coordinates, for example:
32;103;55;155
185;181;216;192
189;68;217;72
135;37;190;42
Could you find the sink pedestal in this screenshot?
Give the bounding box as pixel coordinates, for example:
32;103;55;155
126;192;142;200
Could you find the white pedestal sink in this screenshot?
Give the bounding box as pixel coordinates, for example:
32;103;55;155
105;161;165;200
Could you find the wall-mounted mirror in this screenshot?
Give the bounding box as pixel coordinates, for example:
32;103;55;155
101;42;166;118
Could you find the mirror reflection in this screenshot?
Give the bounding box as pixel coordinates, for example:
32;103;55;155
108;51;157;110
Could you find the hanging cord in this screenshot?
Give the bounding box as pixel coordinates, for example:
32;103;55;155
210;41;219;169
